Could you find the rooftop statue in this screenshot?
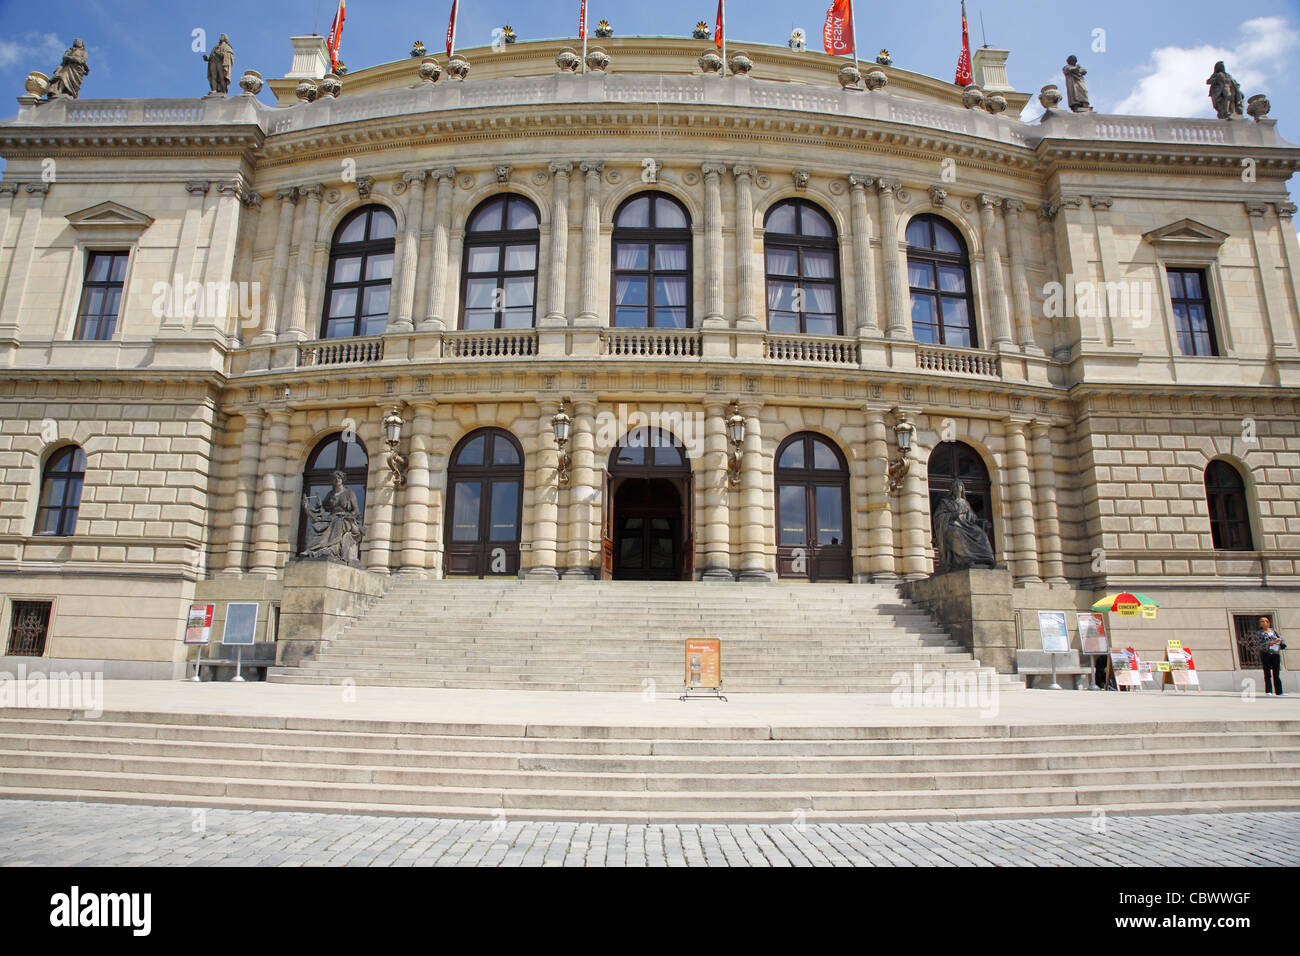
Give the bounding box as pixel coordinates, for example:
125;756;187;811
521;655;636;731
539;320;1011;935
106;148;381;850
1207;60;1244;119
299;471;365;567
204;34;235;96
932;480;997;573
46;39;89;100
1062;55;1091;113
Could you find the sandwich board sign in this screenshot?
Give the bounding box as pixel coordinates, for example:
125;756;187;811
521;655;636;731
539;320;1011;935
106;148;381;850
184;604;214;646
1076;613;1108;654
1165;640;1200;689
681;638;725;701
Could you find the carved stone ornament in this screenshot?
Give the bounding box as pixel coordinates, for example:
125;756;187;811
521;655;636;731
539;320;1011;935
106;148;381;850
1247;93;1271;122
585;48;610;72
698;50;723;74
792;169;810;190
960;84;984;109
355;176;373;199
317;72;342;99
693;21;711;40
837;64;863;90
299;471;365;567
418;56;442;83
1038;84;1063;111
204;34;235;96
495;165;512;184
446;55;470;81
295;80;317;103
863;70;888;91
1062;55;1092;113
24;71;49;98
238;69;263;95
46;39;89;100
728;52;754;76
985;93;1008;115
929;185;948;207
556;48;581;73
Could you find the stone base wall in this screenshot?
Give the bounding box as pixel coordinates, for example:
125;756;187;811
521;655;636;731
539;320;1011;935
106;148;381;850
900;568;1018;673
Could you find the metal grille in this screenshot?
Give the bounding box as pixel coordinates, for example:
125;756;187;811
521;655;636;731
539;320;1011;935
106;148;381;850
1233;614;1266;669
7;602;51;656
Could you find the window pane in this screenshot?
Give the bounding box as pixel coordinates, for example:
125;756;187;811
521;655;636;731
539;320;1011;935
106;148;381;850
779;485;807;545
805;314;836;335
504;243;537;272
329;289;358;318
504;276;534;308
932;220;962;254
941;324;971;347
87;254;112;282
769;312;799;333
941;298;970;333
767;280;797;312
466;278;497;308
655;244;687;270
655;198;687;229
615;444;644;466
333;257;362;283
779;441;805;469
1187;304;1208;331
616;276;647;306
815;486;844;545
615;243;648;271
365;253;393;281
501;308;533;329
466;246;500;273
766;248;797;276
653;442;683;466
908;261;935;289
800;205;833;237
343;439;367;468
905;218;930;248
39;478;67;510
911;295;938;328
655;308;687;329
812;440;838;470
325;317;353;338
469;201;504;232
507;200;538;231
83;288;105;317
617;197;650;228
913;320;939;344
802;250;835;280
805;283;836;315
938;267;967;293
766;202;797;234
367;210;396;240
615;307;647;327
102;288;122;318
1182;271;1203;299
488;481;520;541
450;482;482;541
655;277;687;309
492;438;520;466
362;286;389;317
463;309;495;330
108;254;128;282
1167;270;1186;299
457;436;485;466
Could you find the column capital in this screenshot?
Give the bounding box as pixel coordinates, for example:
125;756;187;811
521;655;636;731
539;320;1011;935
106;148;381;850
1276;201;1298;219
239;189;263;209
430;166;457;181
580;161;604;175
875;177;901;195
274;186;299;203
1028;419;1053;437
549;160;573;175
738;399;765;416
402;169;428;185
1003;198;1026;214
299;182;325;200
185;180;210;195
215;179;244;197
1245;201;1269;218
701;161;727;177
1039;201;1059;220
977;192;1003;211
24;182;50;196
848;173;873;190
1089;195;1113;211
1058;195;1084;211
731;164;757;179
0;182;20;197
1002;415;1033;430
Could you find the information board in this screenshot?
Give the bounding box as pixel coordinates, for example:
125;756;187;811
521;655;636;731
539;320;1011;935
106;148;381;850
1037;611;1070;653
1166;641;1200;687
1111;648;1140;687
184;604;214;646
222;602;259;646
685;638;721;690
1076;613;1109;654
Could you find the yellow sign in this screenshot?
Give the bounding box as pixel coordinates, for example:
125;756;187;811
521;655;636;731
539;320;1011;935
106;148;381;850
1167;640;1182;650
1156;662;1172;673
685;638;721;690
1116;601;1141;617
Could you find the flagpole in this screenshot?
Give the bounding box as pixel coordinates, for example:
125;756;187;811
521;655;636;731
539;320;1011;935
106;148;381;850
582;1;588;74
451;2;459;58
721;0;727;77
850;0;859;72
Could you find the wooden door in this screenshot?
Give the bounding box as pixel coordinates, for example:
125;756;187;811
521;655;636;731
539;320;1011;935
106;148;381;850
683;472;695;581
600;469;614;579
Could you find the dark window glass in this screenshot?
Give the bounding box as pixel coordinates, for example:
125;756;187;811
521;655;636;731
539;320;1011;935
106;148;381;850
34;446;86;536
764;200;842;335
460;195;540;330
1168;267;1219;357
75;252;129;340
907;214;977;347
1205;460;1253;551
611;193;692;329
321;206;397;339
445;428;525;577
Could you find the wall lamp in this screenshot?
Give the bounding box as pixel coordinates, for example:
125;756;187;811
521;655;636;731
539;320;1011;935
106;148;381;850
725;400;746;486
552;398;573;487
382;406;408;486
887;410;915;493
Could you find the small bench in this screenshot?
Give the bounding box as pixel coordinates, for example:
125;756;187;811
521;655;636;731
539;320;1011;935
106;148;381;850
192;643;278;682
1016;649;1092;690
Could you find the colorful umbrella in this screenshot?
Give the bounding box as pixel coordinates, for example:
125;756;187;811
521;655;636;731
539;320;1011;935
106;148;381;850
1091;592;1159;618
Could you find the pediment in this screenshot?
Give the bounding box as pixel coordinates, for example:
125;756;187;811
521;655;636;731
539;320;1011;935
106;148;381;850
1142;219;1229;247
65;201;155;232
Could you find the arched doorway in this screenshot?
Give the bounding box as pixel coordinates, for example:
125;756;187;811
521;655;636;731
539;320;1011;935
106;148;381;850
604;427;693;580
445;428;524;577
775;432;851;580
299;433;369;555
928;441;995;558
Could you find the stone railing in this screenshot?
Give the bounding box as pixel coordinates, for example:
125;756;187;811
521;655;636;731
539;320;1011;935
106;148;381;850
298;336;385;366
602;329;703;358
764;333;859;365
442;329;538;358
915;344;1001;377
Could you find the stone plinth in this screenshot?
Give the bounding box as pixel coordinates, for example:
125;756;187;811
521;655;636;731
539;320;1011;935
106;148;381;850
277;559;389;666
900;567;1016;673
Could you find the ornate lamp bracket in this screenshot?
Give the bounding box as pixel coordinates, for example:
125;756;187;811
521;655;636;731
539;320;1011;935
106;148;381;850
887;409;915;493
383;406;408;486
725;400;746;487
552;398;574;487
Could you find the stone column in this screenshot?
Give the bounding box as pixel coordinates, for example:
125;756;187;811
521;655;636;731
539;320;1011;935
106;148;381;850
738;401;769;580
1002;198;1038;351
1030;420;1066;584
258;187;297;342
899;438;929;580
1272;202;1300;355
248;409;291;576
0;183;17;297
364;420;396;575
198;180;245;335
544;161;572;327
1246;201;1299;357
978;193;1015;347
849;174;879;335
702;162;728;328
1037;203;1065;358
1089;195;1132;348
876;179;910;338
702;402;733;579
399;401;436;574
391;170;427;332
732;164;759;327
529;400;562;578
1003;419;1040;583
427;406;456;578
565;400;598;576
283;183;322;341
0;183;49;339
863;405;898;580
219;410;264;575
420;167;456;331
160;181;209;332
575;161;604;327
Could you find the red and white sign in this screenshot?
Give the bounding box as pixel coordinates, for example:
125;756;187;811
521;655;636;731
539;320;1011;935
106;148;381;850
184;604;214;646
326;0;346;72
955;0;974;86
822;0;855;56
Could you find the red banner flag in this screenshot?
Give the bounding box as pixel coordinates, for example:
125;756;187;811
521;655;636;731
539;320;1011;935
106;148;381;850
822;0;854;56
325;0;346;72
955;0;974;86
715;0;724;50
579;0;587;40
446;0;459;56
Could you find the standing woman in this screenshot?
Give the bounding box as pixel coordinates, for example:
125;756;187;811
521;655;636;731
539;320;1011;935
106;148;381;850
1256;617;1285;696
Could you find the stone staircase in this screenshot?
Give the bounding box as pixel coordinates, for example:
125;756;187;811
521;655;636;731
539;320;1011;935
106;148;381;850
1;709;1297;822
268;580;1014;693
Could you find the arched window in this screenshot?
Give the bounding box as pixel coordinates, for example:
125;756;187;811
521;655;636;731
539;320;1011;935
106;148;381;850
445;428;524;577
607;427;694;581
928;441;994;556
34;446;86;536
322;205;397;339
907;214;977;347
461;195;540;330
1205;460;1253;551
611;193;691;329
298;433;369;553
774;433;851;580
764;199;842;335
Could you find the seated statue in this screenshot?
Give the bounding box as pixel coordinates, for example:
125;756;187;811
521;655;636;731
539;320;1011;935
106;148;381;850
300;470;364;566
932;479;996;573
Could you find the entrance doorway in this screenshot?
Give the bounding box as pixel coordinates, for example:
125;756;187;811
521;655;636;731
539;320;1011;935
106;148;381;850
774;432;851;581
445;428;524;577
602;427;694;580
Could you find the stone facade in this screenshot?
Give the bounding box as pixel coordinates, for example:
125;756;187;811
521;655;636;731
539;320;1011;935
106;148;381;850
0;36;1297;687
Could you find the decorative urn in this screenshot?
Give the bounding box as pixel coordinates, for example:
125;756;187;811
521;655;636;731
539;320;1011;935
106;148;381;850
1247;93;1271;122
555;49;581;73
238;69;263;95
585;48;610;72
418;56;442;83
960;84;985;109
317;73;342;99
863;70;888;91
728;52;754;76
1038;84;1063;110
837;65;863;90
447;55;470;81
698;50;723;74
985;93;1008;114
295;80;317;103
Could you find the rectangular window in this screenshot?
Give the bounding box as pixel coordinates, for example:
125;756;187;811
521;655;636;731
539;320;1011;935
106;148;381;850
1167;267;1219;357
75;251;129;340
7;601;52;656
1232;614;1270;670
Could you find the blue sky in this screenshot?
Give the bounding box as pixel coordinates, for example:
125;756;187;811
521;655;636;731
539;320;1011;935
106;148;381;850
1;1;1298;154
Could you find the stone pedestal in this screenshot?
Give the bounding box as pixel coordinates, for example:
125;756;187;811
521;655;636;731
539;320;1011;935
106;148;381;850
277;559;390;666
900;567;1016;673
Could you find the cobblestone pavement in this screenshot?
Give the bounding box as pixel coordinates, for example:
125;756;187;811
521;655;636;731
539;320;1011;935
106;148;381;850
1;800;1297;866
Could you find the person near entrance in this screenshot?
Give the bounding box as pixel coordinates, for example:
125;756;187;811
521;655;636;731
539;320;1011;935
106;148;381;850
1256;616;1285;696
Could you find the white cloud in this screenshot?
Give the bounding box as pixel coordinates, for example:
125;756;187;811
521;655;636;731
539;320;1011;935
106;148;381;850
0;33;66;72
1113;17;1299;117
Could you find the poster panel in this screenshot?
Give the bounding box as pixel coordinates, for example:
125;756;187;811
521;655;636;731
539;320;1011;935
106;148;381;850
1076;613;1109;654
685;638;721;690
184;604;214;646
222;602;259;646
1037;611;1070;653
